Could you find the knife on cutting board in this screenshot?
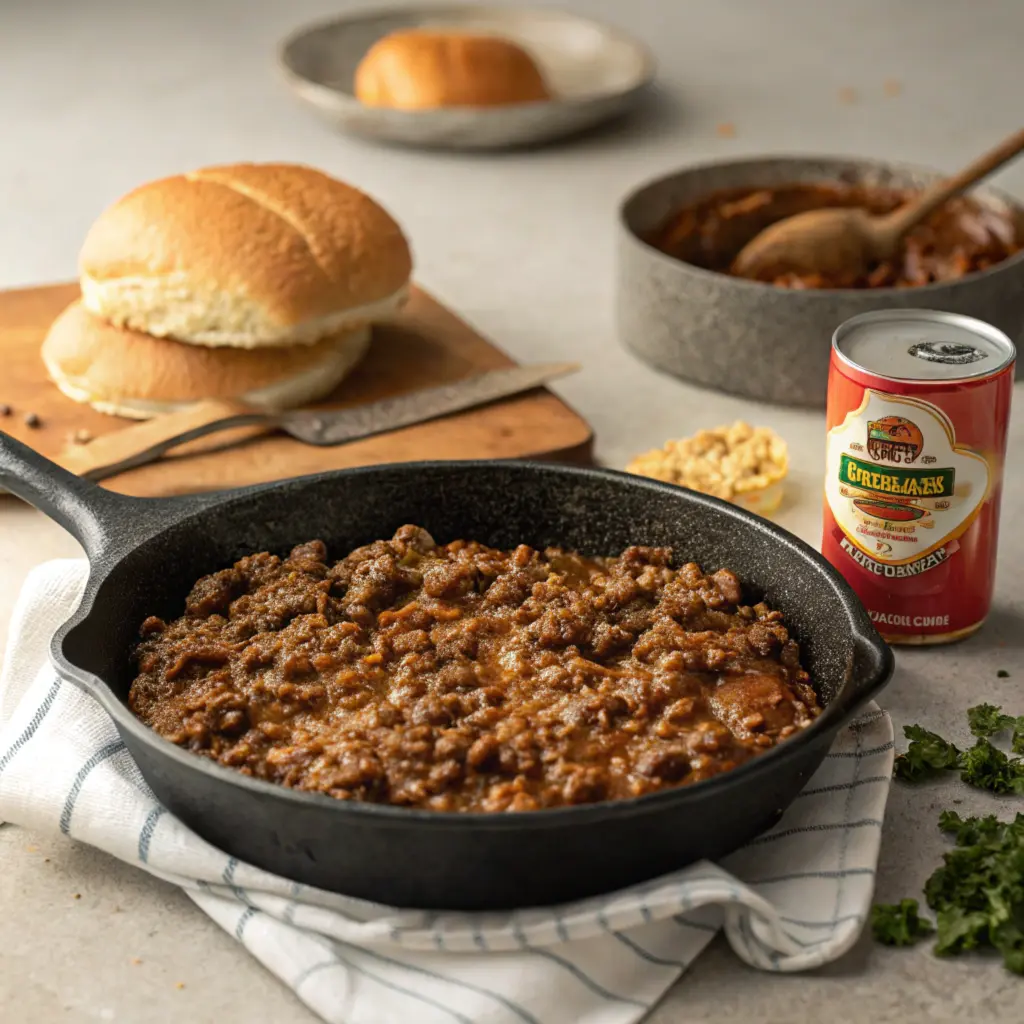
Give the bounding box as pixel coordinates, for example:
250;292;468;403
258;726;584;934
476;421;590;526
59;362;580;483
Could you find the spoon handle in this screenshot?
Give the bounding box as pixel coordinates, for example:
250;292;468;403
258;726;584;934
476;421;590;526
880;126;1024;240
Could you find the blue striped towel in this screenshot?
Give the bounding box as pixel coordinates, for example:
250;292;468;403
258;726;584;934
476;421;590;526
0;560;894;1024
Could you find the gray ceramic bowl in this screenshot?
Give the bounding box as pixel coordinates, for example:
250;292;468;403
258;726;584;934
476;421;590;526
617;156;1024;407
279;5;654;151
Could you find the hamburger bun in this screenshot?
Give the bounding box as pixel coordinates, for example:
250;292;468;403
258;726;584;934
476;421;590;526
355;30;552;110
43;300;370;420
78;163;412;349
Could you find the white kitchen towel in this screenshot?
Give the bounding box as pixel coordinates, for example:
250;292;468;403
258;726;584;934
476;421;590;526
0;560;894;1024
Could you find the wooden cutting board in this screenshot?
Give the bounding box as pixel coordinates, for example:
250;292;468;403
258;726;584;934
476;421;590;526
0;282;593;497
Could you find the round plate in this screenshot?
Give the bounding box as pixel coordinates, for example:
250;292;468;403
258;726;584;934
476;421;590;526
278;4;655;150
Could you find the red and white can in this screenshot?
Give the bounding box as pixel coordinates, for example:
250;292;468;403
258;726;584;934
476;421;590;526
822;309;1015;645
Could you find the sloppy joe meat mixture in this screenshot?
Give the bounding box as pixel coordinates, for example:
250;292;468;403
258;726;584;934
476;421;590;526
651;183;1021;289
129;526;821;812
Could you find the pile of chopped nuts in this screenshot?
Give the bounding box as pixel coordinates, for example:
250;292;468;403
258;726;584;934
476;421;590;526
626;421;788;512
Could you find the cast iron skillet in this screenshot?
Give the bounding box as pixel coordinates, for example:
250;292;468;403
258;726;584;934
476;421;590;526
0;434;893;910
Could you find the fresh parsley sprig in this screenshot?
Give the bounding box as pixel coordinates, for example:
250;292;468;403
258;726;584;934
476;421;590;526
928;811;1024;973
875;812;1024;973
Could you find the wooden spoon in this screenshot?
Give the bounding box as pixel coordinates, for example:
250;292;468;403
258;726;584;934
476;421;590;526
731;126;1024;281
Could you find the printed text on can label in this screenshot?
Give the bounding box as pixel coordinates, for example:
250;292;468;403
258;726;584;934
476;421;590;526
824;389;989;573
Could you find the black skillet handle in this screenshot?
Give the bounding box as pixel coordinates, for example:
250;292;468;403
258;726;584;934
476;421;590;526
0;431;182;563
840;629;895;719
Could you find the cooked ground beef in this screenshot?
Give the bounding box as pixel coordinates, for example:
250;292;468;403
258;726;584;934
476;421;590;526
128;526;821;812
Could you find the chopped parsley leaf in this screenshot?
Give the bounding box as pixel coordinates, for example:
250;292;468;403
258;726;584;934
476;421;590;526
893;724;960;782
967;702;1017;738
870;899;934;946
959;738;1024;795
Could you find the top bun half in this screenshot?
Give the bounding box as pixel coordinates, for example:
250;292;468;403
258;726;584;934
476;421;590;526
78;163;413;348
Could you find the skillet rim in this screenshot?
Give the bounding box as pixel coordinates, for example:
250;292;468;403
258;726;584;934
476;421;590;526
50;459;894;830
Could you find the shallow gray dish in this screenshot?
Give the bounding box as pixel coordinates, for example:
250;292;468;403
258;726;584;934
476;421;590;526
278;4;654;150
617;156;1024;407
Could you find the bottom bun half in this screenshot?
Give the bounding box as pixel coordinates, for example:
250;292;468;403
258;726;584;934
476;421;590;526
42;300;370;419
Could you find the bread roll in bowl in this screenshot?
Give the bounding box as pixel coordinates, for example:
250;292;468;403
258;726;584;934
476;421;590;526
43;300;370;419
78;163;412;349
355;30;552;110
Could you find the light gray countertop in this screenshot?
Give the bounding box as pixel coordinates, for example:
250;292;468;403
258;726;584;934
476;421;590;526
1;1;1022;1020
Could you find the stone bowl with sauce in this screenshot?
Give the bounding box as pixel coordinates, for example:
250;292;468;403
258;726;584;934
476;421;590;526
617;156;1024;407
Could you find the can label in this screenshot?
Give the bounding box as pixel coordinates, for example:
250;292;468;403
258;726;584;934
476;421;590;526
824;390;990;577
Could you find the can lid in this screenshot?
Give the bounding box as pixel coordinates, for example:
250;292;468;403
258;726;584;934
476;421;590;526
833;309;1016;382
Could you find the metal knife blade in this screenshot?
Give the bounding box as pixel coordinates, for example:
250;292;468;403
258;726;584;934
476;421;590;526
77;361;580;482
288;361;580;446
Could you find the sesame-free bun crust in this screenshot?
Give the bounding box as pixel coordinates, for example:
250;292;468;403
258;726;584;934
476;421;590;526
42;300;370;419
78;163;412;348
355;31;551;110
